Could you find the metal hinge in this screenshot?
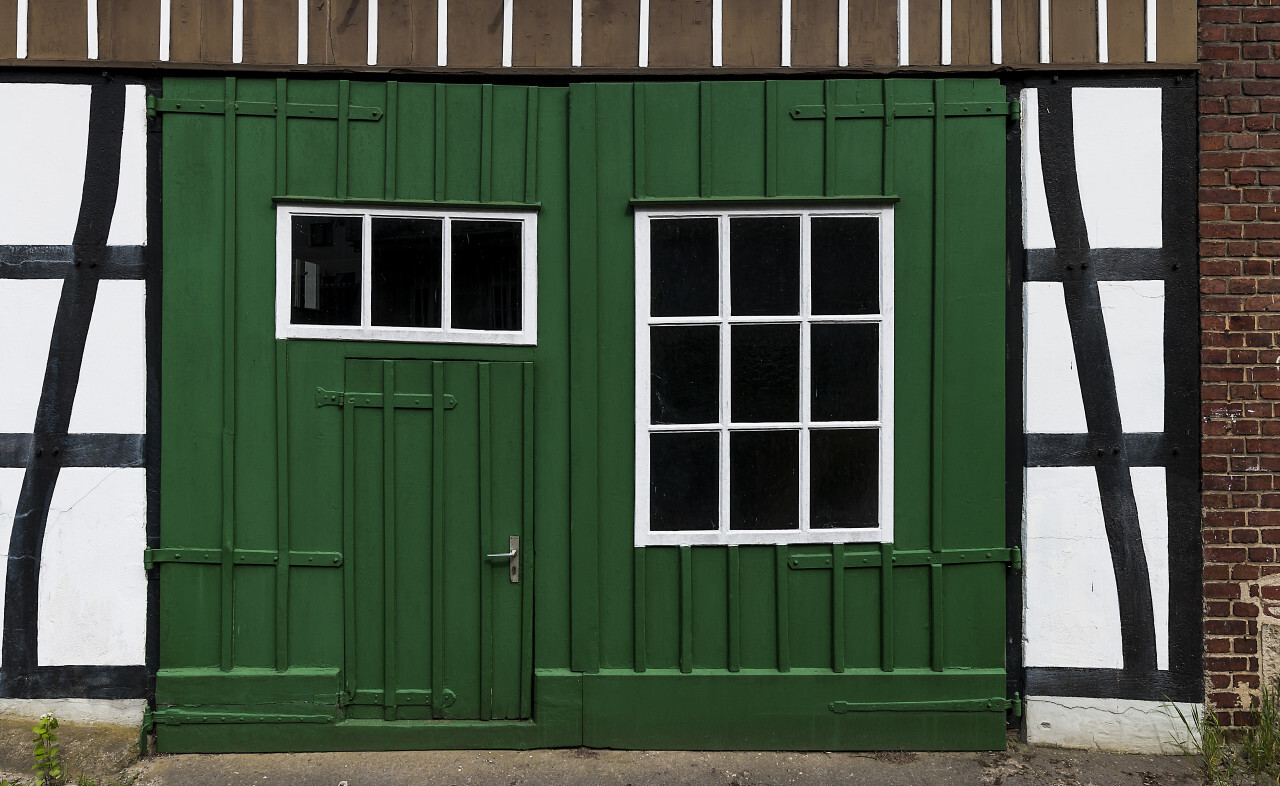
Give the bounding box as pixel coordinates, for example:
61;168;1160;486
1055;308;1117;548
146;94;383;122
1008;98;1022;123
1009;546;1022;571
315;388;457;410
828;696;1017;713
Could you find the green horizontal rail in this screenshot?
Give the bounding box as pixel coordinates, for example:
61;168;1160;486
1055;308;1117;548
152;710;335;725
145;548;342;569
788;101;1016;120
828;696;1015;714
788;546;1018;571
148;96;382;121
274;196;541;209
315;388;457;410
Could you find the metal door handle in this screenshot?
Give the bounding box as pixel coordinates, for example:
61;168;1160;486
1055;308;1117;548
485;535;519;583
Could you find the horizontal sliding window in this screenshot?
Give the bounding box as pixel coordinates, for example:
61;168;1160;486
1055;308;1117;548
276;205;537;345
635;207;894;546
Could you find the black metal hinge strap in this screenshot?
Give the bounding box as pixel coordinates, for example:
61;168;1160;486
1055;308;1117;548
315;388;458;410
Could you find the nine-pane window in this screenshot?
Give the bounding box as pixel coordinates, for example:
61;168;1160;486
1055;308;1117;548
276;205;537;345
635;208;894;546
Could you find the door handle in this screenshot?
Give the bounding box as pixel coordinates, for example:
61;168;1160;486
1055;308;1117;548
485;535;519;584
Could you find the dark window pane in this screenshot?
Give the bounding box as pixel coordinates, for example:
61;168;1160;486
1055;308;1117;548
811;429;878;528
730;217;800;316
290;215;362;326
731;324;799;423
371;218;443;328
812;217;879;315
811;323;878;422
730;430;798;530
650;218;718;317
651;326;719;425
451;220;522;330
650;432;719;531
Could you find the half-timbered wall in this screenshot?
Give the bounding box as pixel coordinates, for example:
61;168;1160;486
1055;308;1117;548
1016;77;1200;752
0;73;156;720
0;0;1195;70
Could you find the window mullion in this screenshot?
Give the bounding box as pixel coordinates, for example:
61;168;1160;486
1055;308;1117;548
799;213;812;533
719;214;731;539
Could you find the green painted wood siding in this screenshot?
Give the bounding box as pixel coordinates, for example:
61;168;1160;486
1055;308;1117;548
158;76;1008;752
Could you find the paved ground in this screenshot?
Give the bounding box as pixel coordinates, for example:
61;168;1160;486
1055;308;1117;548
0;736;1203;786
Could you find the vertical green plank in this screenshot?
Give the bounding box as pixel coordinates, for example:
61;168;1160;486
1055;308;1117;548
634;549;646;672
775;544;790;672
632;84;646;199
567;84;600;675
930;79;947;673
274;78;287;193
480;84;494;202
765;80;778;197
478;363;493;720
382;362;397;720
524;88;539;204
336;80;349;199
823;79;836;196
880;541;895;671
342;389;356;698
274;341;290;671
708;82;766;197
519;362;534;717
679;546;693;674
434;86;446;202
832;544;844;673
431;360;446;717
384;82;398;200
220;76;237;673
727;546;740;673
882;81;896;196
699;82;711;198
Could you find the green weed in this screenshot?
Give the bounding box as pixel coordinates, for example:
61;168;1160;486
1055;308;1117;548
0;713;137;786
1174;683;1280;785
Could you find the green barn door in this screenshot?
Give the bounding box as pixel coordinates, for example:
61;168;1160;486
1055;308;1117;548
335;358;533;721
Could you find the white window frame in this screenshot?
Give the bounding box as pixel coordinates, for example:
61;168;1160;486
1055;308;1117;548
275;203;538;345
634;206;895;547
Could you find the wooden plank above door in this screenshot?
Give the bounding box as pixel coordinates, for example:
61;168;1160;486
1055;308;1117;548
2;0;1195;68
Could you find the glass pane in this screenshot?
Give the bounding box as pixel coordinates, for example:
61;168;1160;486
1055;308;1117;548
730;217;800;316
650;432;719;531
730;430;799;530
731;324;799;423
811;429;878;528
290;215;362;326
811;323;878;422
371;218;443;328
451;220;522;330
651;326;719;425
650;218;718;317
812;217;879;315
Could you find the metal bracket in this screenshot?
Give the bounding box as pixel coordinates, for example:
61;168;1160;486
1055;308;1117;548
315;388;457;410
828;696;1015;714
144;548;342;570
147;95;383;122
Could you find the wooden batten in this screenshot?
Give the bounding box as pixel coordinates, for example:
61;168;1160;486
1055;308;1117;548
0;0;16;59
909;0;943;65
1050;0;1097;62
850;0;899;69
447;0;504;67
648;0;713;67
308;0;368;66
377;0;439;67
1159;0;1196;63
242;0;296;64
581;0;640;67
1001;0;1038;63
723;0;782;68
951;0;992;66
99;0;162;60
27;0;88;59
170;0;233;62
512;0;572;67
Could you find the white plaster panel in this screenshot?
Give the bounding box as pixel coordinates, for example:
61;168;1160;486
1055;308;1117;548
0;469;25;630
0;83;91;245
1132;466;1170;671
106;84;147;247
0;279;62;433
0;698;146;726
1021;89;1056;250
69;280;146;434
37;468;146;666
1099;280;1165;433
1024;282;1088;433
1024;466;1123;669
1072;87;1163;249
1026;696;1199;754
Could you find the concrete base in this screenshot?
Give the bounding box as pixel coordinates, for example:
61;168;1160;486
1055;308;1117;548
0;701;142;780
1025;696;1201;754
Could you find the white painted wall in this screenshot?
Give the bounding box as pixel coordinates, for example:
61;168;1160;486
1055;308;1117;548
1073;87;1163;249
0;470;24;628
1099;280;1164;434
37;468;147;666
0;280;62;433
0;84;90;245
1020;89;1055;250
106;85;148;248
1024;282;1088;433
69;280;147;434
1026;697;1199;754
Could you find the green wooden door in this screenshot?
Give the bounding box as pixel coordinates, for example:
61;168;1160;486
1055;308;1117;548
336;359;533;721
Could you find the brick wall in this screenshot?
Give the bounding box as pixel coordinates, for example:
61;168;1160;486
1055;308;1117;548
1200;0;1280;724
